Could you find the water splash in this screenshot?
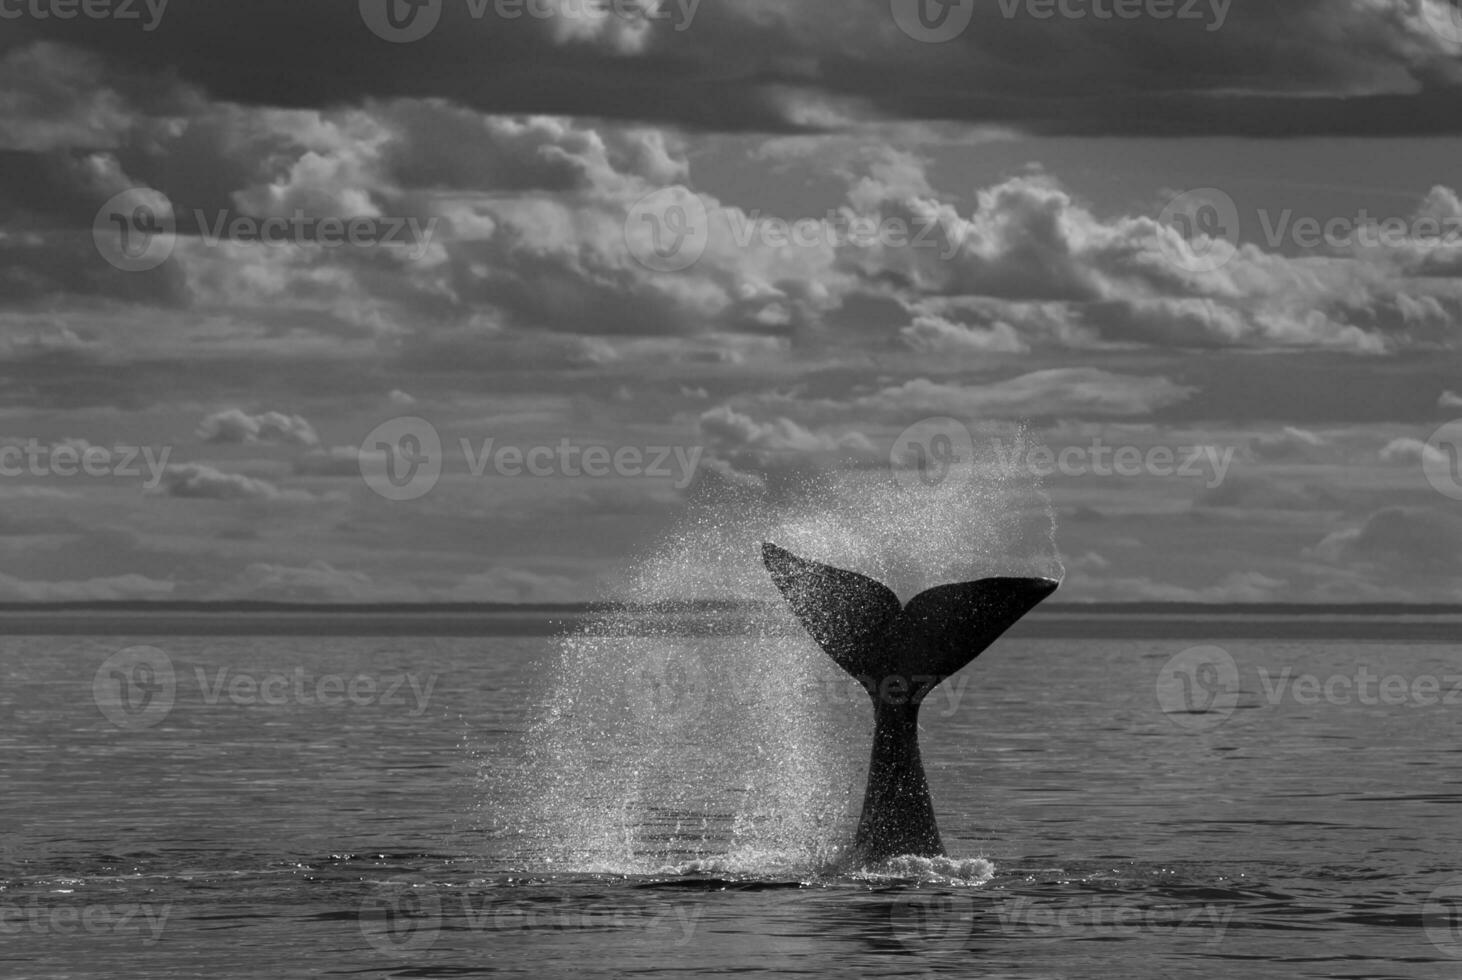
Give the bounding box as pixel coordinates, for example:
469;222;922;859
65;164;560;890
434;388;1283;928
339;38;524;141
854;855;997;887
504;426;1061;877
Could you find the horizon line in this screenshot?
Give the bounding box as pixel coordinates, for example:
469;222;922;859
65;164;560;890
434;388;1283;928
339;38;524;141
3;599;1461;616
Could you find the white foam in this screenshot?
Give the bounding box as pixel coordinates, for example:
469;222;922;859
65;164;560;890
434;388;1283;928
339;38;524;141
852;854;996;887
637;851;996;887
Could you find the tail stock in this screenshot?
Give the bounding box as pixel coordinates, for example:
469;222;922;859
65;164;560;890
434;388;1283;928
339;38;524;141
761;542;1058;861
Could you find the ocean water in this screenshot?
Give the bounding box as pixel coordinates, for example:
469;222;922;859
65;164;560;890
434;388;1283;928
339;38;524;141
2;626;1462;978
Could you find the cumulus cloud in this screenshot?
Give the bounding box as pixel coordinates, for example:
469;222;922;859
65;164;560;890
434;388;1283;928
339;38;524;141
7;13;1462;606
293;445;376;478
1310;507;1462;576
0;323;99;359
160;463;311;501
7;44;1462;367
1379;437;1447;467
197;410;320;448
843;369;1196;421
10;3;1462;136
901;314;1029;355
1248;427;1332;462
700;405;876;458
697;403;879;484
0;43;141;153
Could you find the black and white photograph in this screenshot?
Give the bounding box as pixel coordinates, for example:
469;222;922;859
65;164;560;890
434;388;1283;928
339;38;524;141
4;0;1462;976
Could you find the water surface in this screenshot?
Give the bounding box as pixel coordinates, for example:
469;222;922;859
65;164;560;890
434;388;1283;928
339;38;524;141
2;627;1461;977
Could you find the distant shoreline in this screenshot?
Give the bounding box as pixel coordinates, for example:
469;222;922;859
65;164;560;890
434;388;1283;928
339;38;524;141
2;602;1461;639
3;600;1462;616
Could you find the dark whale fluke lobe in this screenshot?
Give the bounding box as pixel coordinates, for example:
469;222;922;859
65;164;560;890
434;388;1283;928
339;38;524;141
761;542;1059;864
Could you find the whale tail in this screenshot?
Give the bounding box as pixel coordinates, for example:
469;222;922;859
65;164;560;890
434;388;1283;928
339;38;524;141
760;542;1058;702
761;541;1059;862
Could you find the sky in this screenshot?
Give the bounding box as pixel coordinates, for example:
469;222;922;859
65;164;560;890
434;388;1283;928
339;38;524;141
3;0;1462;603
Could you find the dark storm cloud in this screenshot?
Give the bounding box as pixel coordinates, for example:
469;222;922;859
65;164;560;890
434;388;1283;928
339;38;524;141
0;0;799;130
2;0;1460;136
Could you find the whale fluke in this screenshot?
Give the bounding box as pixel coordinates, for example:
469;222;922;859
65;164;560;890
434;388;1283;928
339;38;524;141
761;542;1058;863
